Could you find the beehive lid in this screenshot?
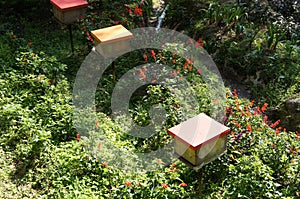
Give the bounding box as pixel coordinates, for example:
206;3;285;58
168;113;230;150
91;25;134;44
50;0;88;11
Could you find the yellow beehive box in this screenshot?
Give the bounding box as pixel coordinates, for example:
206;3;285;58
168;113;230;167
91;25;134;58
50;0;88;24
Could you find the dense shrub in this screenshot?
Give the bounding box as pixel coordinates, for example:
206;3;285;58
185;0;300;106
0;0;299;198
0;50;75;181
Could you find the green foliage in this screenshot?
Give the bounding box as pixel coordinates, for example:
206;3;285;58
27;140;196;198
218;93;300;198
0;0;299;198
15;51;67;83
0;53;75;179
187;0;300;106
268;0;300;22
0;32;27;68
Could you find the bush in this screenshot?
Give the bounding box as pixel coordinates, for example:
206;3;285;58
0;51;75;179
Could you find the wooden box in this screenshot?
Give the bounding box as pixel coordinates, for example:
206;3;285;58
168;113;230;167
50;0;88;24
91;25;134;58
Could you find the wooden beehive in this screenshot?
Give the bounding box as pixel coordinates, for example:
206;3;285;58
168;113;230;167
91;25;133;58
50;0;88;24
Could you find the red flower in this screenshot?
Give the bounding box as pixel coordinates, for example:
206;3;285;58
151;75;157;84
76;134;81;142
233;120;241;128
134;6;143;16
275;128;280;135
124;4;133;14
263;115;268;123
170;70;177;78
139;68;146;81
195;37;204;47
253;107;261;115
168;168;178;172
125;182;133;187
247;124;252;132
91;17;95;22
143;54;148;62
270;120;280;128
161;184;168;189
261;103;268;112
225;106;230;113
180;182;188;187
232;89;238;97
150;50;156;60
183;59;192;69
28;41;33;46
241;110;245;116
114;21;119;25
183;62;188;69
235;101;240;110
189;38;194;44
296;131;300;137
196;69;202;74
102;162;108;167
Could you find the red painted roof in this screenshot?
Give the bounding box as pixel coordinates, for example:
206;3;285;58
168;113;230;150
50;0;88;11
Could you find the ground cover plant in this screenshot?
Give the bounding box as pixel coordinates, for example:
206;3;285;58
0;0;299;198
